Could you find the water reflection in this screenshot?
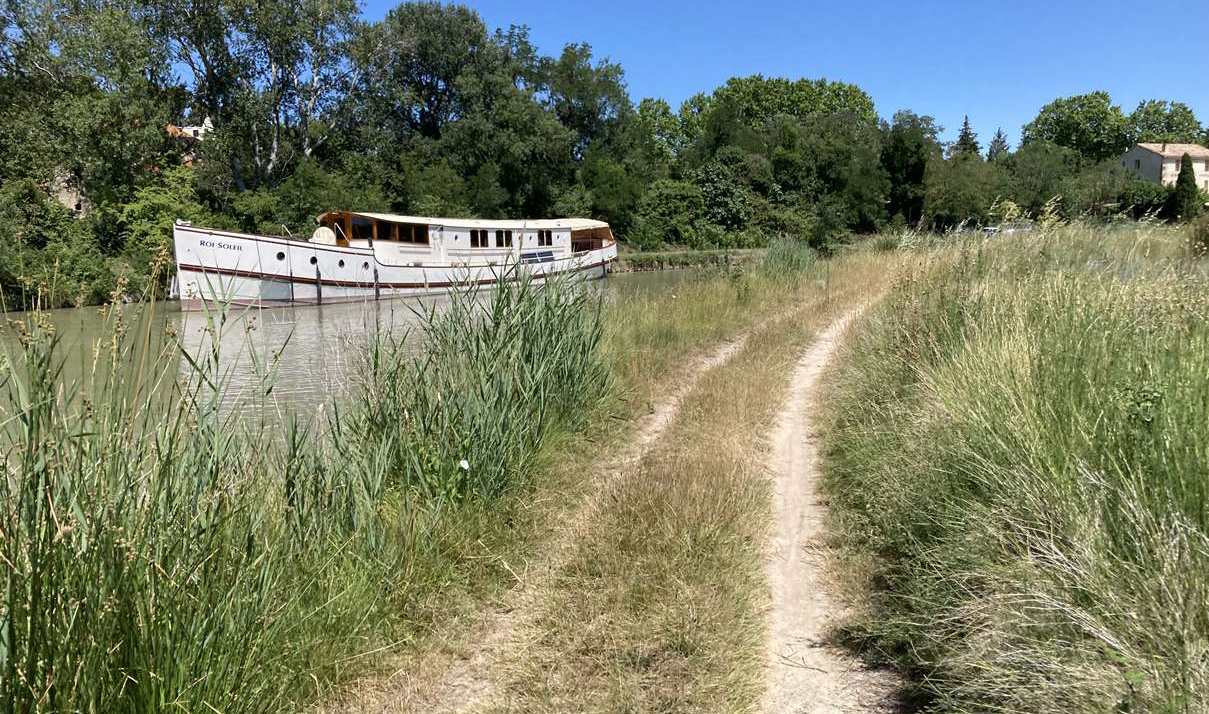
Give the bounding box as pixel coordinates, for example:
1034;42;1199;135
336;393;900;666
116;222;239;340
1;271;695;427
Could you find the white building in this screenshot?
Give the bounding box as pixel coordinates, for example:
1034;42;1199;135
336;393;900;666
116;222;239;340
1121;143;1209;191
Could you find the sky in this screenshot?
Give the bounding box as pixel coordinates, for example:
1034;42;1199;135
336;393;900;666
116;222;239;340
361;0;1209;148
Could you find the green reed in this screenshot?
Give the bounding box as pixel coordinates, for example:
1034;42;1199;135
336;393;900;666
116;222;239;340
0;269;610;713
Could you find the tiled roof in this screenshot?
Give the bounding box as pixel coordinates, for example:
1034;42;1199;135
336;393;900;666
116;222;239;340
1136;143;1209;159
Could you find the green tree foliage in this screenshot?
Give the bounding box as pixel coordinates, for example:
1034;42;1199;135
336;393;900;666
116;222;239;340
149;0;366;188
924;155;1003;228
986;128;1011;162
1171;153;1203;220
1;1;1206;308
952;115;980;158
539;43;630;153
631;179;706;249
1022;91;1131;161
1001;140;1081;215
881;111;940;225
1128;100;1204;144
709;75;878;128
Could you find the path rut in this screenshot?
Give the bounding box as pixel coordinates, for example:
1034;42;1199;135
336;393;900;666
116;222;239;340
763;309;900;714
328;331;754;714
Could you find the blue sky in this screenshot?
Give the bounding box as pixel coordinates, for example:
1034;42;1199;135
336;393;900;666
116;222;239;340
362;0;1209;148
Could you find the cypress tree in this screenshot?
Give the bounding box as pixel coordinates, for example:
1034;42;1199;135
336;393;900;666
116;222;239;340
953;115;981;158
986;128;1011;162
1173;153;1202;219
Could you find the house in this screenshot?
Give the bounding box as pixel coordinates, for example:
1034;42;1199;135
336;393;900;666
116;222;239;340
51;170;90;215
167;117;213;141
166;117;213;166
1121;143;1209;191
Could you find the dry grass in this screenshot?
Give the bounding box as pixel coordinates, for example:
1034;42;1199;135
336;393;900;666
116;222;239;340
821;222;1209;713
481;253;891;713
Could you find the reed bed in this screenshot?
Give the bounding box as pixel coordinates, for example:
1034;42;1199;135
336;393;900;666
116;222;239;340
822;223;1209;712
0;273;610;713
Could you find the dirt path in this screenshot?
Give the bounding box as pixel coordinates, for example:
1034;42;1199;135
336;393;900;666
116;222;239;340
763;309;899;714
326;331;754;714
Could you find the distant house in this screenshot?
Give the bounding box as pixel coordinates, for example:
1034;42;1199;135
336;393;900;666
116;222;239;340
166;117;213;165
1121;143;1209;191
51;170;90;215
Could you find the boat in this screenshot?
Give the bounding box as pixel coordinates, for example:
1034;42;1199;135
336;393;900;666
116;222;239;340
172;211;619;310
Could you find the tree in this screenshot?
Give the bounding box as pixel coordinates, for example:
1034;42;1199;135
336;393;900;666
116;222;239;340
924;154;1003;228
1002;140;1081;215
538;43;629;155
1128;100;1203;144
881;110;940;225
986;128;1010;162
631;97;683;168
355;2;490;141
149;0;369;188
1021;91;1130;161
952;115;980;158
1171;153;1203;220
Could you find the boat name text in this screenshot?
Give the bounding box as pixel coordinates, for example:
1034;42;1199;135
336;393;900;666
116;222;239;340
199;239;243;251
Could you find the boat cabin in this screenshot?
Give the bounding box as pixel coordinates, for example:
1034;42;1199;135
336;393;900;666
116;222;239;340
311;211;615;262
317;211;430;246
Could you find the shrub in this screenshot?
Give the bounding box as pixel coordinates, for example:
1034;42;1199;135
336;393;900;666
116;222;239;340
761;236;815;278
634;179;706;248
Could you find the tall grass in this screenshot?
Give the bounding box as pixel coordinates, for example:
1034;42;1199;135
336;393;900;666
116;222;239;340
0;273;609;712
822;223;1209;712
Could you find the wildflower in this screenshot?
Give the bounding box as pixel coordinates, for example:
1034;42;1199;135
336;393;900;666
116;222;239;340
459;459;470;470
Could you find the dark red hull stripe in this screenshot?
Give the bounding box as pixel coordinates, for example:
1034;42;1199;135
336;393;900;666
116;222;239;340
177;261;607;290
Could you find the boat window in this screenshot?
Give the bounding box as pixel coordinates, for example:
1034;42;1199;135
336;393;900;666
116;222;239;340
471;229;485;247
351;217;374;241
377;222;397;241
496;230;513;248
413;224;429;244
538;229;553;247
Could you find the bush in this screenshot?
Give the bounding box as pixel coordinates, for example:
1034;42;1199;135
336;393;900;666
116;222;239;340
634;179;707;247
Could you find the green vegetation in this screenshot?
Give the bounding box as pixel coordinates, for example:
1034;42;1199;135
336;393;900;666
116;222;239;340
479;244;884;713
0;273;610;712
822;224;1209;712
1174;153;1203;220
4;2;1207;308
617;247;761;272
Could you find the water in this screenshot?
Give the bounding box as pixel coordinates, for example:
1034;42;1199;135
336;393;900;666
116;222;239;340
1;271;692;427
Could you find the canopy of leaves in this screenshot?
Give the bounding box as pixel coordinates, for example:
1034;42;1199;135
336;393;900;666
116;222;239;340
1128;100;1204;144
1;3;1205;308
1022;91;1131;161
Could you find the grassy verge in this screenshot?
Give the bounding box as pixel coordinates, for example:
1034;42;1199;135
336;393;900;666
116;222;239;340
821;223;1209;712
616;248;763;273
492;249;889;712
0;275;610;713
1;242;846;712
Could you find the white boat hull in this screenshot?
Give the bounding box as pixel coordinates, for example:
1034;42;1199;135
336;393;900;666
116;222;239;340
173;223;617;310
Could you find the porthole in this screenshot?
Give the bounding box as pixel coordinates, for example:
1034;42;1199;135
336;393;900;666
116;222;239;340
309;256;318;265
362;262;370;270
276;251;285;261
338;259;345;268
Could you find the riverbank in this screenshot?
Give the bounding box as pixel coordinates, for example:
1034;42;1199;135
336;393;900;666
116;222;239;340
614;247;764;273
3;239;871;713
